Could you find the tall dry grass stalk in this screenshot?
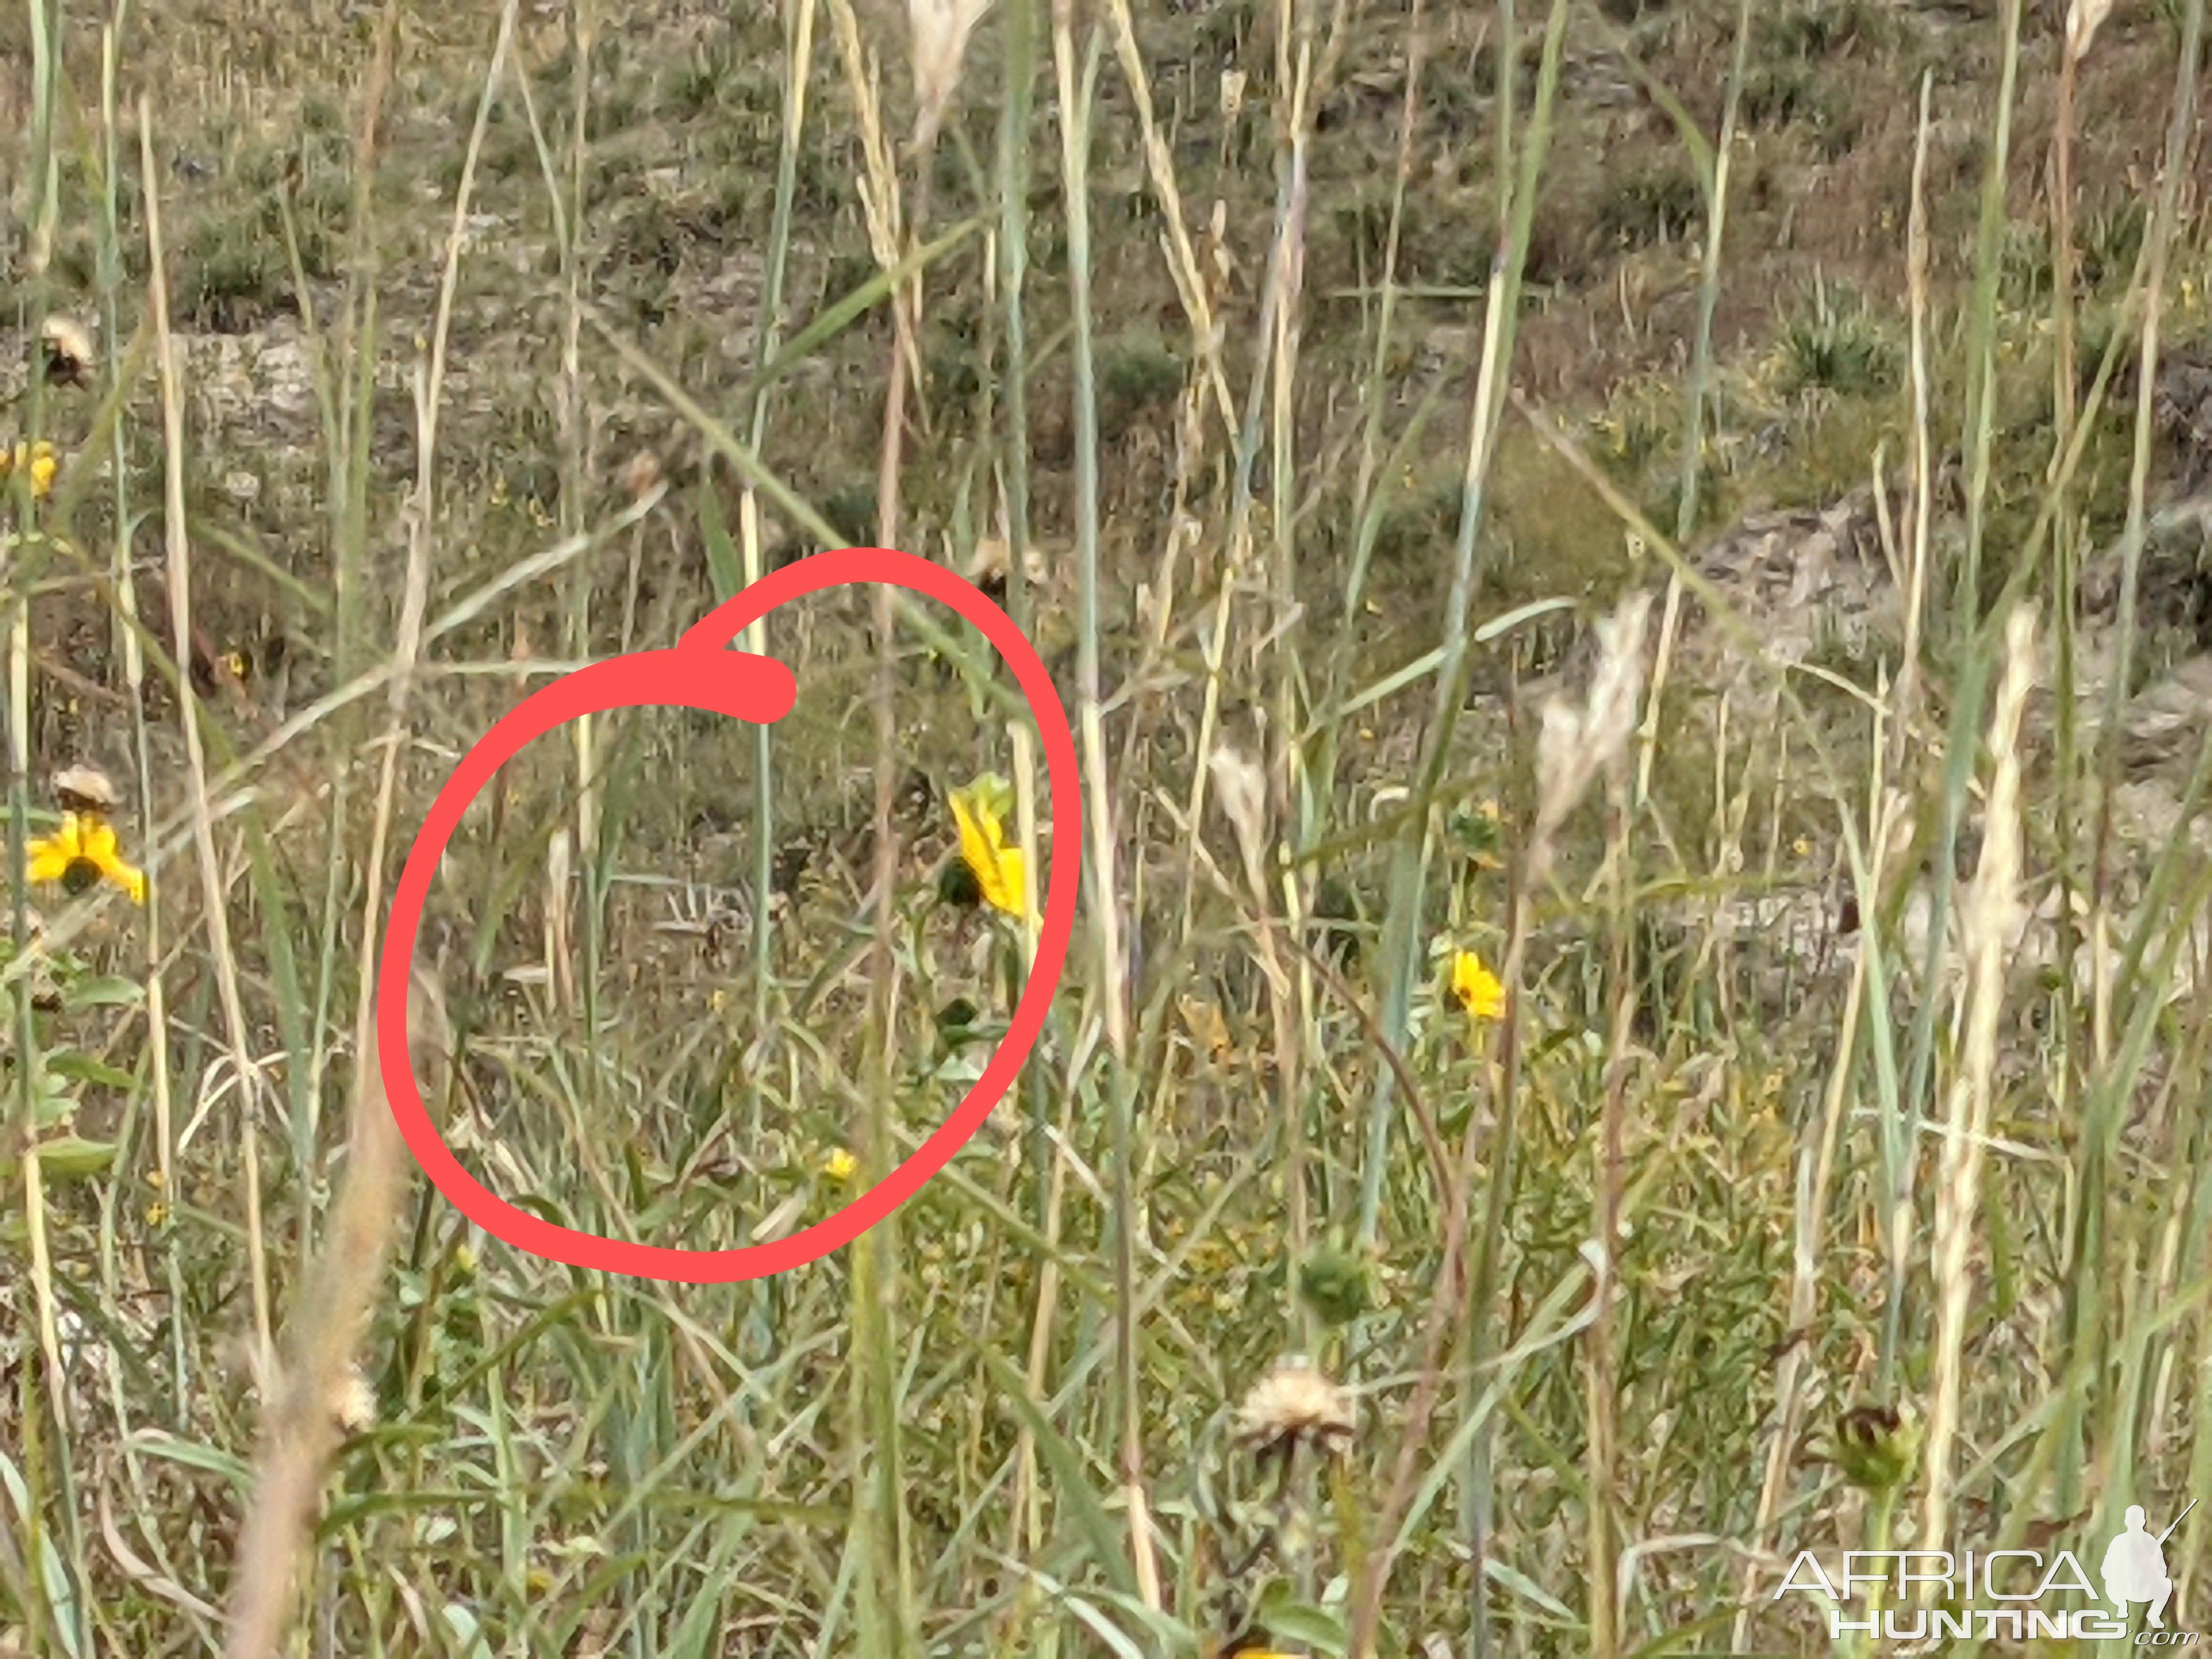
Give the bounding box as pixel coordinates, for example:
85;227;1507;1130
1052;0;1164;1614
1167;51;1314;974
7;10;77;1646
2090;0;2202;1065
2044;0;2097;1279
139;101;276;1378
737;0;821;1135
560;0;603;1025
828;1;956;1649
1864;74;1939;1413
1210;746;1296;1310
223;966;450;1659
1893;70;1936;779
1955;0;2023;626
1103;0;1236;433
1310;0;1424;847
2048;0;2109;475
2055;0;2205;1528
1920;602;2037;1560
990;0;1056;1616
1262;5;1319;1355
1581;597;1653;1659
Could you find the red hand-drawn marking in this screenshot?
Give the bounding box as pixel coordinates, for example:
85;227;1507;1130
376;546;1081;1283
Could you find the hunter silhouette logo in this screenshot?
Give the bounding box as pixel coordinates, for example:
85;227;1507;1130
2104;1502;2195;1633
376;546;1081;1285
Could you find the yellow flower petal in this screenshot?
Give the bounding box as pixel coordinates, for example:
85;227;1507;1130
988;844;1026;916
950;783;1028;920
951;789;990;869
1452;948;1506;1023
82;819;146;902
25;832;75;884
3;440;60;500
25;811;146;905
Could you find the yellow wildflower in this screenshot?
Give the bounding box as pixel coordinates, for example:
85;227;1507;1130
26;812;146;905
949;774;1028;921
1452;948;1505;1023
1;439;60;499
822;1147;858;1182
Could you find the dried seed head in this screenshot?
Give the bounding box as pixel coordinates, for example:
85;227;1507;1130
1209;744;1272;901
2066;0;2114;62
333;1365;378;1435
40;315;95;386
1583;591;1654;754
1234;1358;1356;1460
906;0;994;154
1530;590;1653;882
53;764;119;816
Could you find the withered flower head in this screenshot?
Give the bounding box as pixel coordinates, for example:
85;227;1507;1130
1235;1358;1356;1463
40;315;95;387
1827;1400;1922;1495
53;764;119;817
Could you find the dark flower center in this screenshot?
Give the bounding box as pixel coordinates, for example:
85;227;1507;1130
939;862;983;908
